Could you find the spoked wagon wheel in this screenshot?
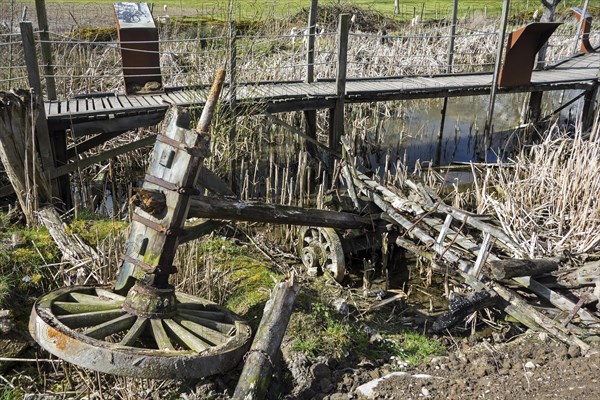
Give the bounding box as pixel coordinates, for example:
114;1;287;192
299;227;346;282
30;284;251;379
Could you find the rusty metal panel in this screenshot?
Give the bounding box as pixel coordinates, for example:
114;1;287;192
114;2;162;95
498;22;562;88
572;7;595;54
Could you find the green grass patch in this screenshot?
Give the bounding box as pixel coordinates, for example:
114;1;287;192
44;0;552;21
0;388;24;400
289;279;445;365
178;236;279;319
68;217;128;246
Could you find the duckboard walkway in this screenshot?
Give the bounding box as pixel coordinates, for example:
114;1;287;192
45;52;599;136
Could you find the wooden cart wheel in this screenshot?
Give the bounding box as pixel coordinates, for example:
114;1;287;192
30;285;251;379
299;227;346;282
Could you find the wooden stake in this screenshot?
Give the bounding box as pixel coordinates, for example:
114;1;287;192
233;275;299;400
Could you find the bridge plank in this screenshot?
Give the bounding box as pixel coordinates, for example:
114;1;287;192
44;53;598;132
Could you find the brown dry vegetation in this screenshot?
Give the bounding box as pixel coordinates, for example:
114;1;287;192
0;2;599;400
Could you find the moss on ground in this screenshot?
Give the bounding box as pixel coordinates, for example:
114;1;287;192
179;236;280;321
287;276;446;365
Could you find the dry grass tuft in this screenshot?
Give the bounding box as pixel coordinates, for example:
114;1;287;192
479;116;600;257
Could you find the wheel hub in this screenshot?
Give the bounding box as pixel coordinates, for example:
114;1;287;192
299;227;346;282
122;282;177;318
301;244;325;272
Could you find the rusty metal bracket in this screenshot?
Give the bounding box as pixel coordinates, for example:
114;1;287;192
155;134;209;157
498;22;562;87
144;174;201;195
132;212;183;237
572;7;596;54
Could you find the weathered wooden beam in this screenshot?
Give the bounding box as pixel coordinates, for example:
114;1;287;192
179;220;224;244
65;131;128;160
0;90;52;225
487;258;561;280
51;135;156;179
115;70;226;291
233;275;299;400
492;282;590;353
432;290;498;332
188;195;374;230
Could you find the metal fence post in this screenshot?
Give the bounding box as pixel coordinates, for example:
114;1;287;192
228;20;238;192
435;0;459;166
482;0;510;161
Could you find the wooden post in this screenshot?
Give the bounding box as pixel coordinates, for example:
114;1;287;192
328;13;349;170
303;0;318;159
0;90;52;225
228;20;238;193
19;21;55;185
233;276;299;400
580;84;598;132
20;21;43;98
482;0;510;161
34;0;56;100
51;129;71;208
114;71;226;292
435;0;458;166
525;90;543;141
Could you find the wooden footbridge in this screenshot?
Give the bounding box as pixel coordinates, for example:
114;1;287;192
45;52;599;136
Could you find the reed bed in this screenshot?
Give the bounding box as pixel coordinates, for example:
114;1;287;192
478;116;600;257
1;4;593;94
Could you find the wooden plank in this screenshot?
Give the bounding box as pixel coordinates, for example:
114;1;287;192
187;195;374;229
471;232;492;277
52;135;156;178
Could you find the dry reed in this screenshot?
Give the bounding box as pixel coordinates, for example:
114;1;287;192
478;116;600;257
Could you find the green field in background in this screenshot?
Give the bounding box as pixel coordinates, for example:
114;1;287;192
41;0;572;21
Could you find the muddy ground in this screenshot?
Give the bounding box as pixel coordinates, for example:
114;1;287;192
181;328;600;400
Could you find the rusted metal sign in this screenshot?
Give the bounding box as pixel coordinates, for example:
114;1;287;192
114;2;162;95
498;22;561;88
572;7;596;54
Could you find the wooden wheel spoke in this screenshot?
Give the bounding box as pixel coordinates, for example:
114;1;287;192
175;306;226;322
95;288;126;302
53;301;122;314
83;313;136;339
174;316;229;346
119;317;148;346
163;319;209;352
70;292;124;306
57;309;126;329
151;319;176;351
178;311;236;336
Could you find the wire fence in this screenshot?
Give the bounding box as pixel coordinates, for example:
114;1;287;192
0;1;597;96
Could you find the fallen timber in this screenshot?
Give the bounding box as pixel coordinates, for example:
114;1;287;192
339;138;600;352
